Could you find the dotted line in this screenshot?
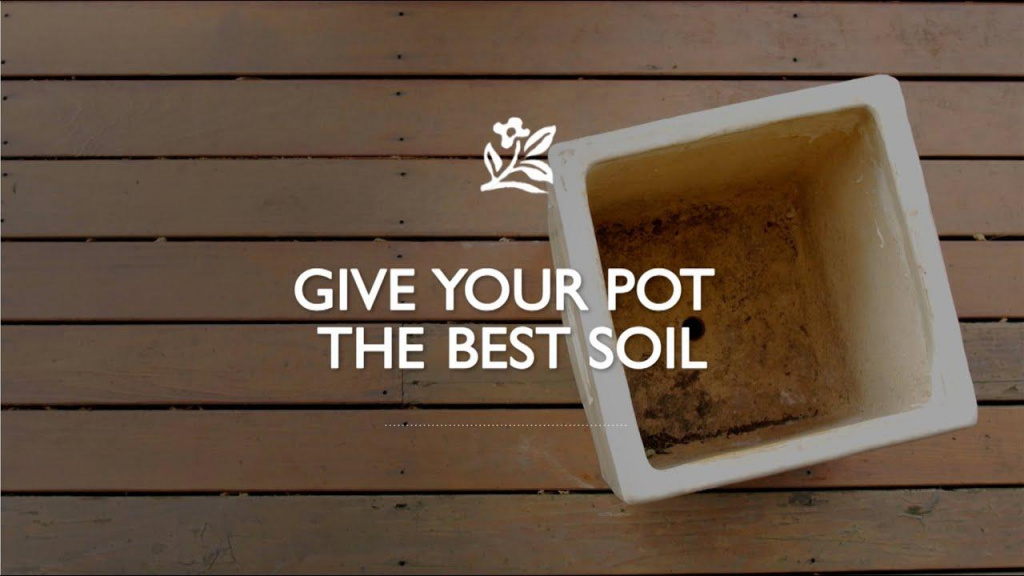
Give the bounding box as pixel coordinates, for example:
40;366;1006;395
384;423;628;428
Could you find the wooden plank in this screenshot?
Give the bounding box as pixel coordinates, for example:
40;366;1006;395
3;2;1022;77
739;407;1021;489
963;322;1024;401
0;325;400;405
2;407;1018;492
0;409;602;492
3;81;1020;157
943;242;1024;318
2;160;1020;238
406;322;1024;405
1;241;1018;321
924;161;1024;237
0;241;553;322
4;322;1017;406
0;159;549;239
5;491;1022;574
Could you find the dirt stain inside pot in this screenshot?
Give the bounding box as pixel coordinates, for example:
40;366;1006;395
595;188;856;465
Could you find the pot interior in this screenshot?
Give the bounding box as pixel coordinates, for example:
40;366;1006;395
586;107;933;469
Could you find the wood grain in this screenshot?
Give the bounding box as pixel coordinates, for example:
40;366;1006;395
943;242;1024;318
3;2;1021;77
924;161;1024;237
1;3;1019;574
0;409;602;492
0;241;554;322
2;407;1018;492
963;322;1024;401
5;491;1022;573
0;159;547;239
0;325;401;405
3;81;1021;157
2;160;1019;238
2;241;1019;321
4;322;1017;406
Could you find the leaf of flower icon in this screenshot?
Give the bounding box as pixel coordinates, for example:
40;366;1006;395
523;126;556;158
483;143;502;178
493;117;530;149
486;179;549;195
515;159;553;184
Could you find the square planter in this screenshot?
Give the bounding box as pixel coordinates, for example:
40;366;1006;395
547;76;977;504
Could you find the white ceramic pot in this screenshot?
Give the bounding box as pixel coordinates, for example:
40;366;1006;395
548;76;977;504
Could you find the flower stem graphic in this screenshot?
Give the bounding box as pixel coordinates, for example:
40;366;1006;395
481;141;523;192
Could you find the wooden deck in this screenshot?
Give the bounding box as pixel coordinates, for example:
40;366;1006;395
2;2;1022;573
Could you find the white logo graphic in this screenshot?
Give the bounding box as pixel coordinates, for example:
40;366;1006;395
481;117;557;195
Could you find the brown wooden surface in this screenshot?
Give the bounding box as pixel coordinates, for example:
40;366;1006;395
1;325;401;405
0;241;553;321
2;322;1019;406
2;241;1019;321
4;81;1022;157
2;407;1019;492
0;159;550;239
925;161;1024;237
943;242;1024;318
3;1;1022;573
5;490;1024;574
4;2;1022;77
963;322;1024;401
2;160;1021;238
4;322;1018;406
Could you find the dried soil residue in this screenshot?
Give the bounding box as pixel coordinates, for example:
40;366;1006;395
594;187;855;461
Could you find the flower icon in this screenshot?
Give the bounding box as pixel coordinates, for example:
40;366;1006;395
493;117;531;149
481;117;557;195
